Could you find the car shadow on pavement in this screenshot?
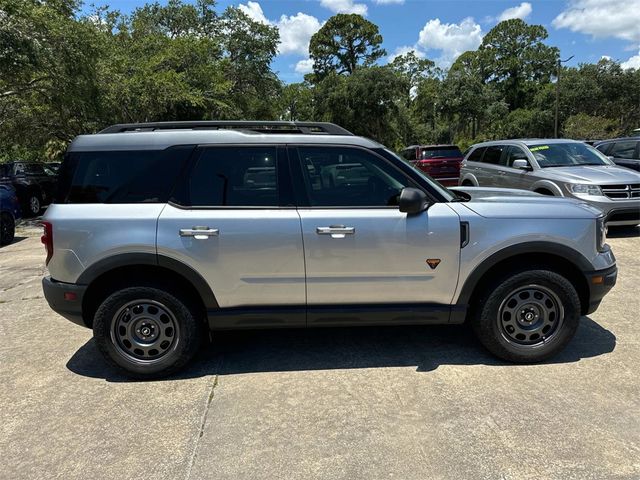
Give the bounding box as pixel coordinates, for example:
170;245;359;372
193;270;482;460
606;225;639;238
66;317;616;382
0;236;28;247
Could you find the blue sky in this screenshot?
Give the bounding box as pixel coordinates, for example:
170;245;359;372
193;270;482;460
86;0;640;83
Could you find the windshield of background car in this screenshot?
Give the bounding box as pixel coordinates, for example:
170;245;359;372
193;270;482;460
381;148;456;201
526;142;613;168
420;147;462;159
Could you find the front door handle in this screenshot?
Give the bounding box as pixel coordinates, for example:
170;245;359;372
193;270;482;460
498;171;507;175
316;225;355;238
179;227;219;239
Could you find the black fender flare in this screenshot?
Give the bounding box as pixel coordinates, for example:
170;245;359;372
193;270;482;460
456;241;592;306
77;253;219;309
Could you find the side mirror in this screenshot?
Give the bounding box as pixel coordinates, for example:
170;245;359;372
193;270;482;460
399;187;431;214
512;159;532;171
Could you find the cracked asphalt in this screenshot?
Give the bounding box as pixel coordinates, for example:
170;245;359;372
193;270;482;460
0;222;638;480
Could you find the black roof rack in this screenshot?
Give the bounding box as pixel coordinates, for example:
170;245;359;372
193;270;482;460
98;121;354;136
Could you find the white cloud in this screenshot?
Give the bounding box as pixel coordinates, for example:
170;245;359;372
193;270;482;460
498;2;532;21
374;0;404;4
319;0;368;15
621;50;640;70
417;17;483;65
277;13;323;55
238;1;269;24
387;46;425;62
238;2;322;56
552;0;640;43
295;58;315;74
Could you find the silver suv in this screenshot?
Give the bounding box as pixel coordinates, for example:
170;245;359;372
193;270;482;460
42;122;617;378
459;139;640;226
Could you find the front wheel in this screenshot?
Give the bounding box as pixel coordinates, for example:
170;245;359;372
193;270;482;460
472;270;581;363
93;287;202;379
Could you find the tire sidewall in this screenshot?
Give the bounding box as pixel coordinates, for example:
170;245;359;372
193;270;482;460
93;287;201;378
474;270;581;362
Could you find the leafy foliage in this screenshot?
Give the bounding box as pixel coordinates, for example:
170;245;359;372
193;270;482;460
309;14;385;78
0;5;638;161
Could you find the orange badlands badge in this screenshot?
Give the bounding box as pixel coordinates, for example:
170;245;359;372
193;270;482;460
426;259;441;270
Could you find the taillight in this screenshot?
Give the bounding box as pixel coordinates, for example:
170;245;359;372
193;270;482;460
41;221;53;265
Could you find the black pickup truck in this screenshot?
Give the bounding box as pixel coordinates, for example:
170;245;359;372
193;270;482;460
0;162;58;217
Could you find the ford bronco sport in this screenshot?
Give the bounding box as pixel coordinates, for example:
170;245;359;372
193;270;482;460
42;122;617;378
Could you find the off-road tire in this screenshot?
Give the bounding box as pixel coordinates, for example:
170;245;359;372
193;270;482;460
472;269;581;363
93;286;202;379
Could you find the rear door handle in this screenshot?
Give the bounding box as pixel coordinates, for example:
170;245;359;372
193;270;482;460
498;171;507;175
179;227;219;239
316;225;355;238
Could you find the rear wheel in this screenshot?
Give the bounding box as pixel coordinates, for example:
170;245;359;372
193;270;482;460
0;212;15;245
472;270;581;363
23;193;41;217
93;286;202;379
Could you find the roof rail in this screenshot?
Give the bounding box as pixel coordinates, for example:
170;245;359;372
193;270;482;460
98;121;354;136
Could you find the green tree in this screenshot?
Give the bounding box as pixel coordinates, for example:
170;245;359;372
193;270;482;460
563;113;620;140
478;19;558;110
279;82;314;121
309;14;385;79
219;6;281;118
314;67;405;146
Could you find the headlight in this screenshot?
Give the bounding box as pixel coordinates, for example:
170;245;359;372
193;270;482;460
596;216;607;252
566;183;603;196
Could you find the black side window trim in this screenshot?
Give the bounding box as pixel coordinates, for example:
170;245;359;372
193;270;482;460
170;144;294;209
289;144;432;208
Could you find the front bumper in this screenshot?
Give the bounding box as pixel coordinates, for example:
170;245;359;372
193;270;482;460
583;265;617;315
568;195;640;226
42;276;88;327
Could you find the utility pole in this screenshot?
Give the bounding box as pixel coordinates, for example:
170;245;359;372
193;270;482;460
554;55;574;138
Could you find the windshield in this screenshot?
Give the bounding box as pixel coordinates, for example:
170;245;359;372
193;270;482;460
527;143;613;168
381;148;456;201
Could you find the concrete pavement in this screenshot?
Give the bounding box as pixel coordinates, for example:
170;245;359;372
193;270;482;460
0;224;638;479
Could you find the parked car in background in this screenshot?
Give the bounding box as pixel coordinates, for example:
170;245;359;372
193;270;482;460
399;144;463;186
460;139;640;226
594;138;640;172
0;162;58;217
44;162;62;175
0;184;21;245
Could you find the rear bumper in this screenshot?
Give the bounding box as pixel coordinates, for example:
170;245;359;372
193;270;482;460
42;276;88;327
583;265;617;315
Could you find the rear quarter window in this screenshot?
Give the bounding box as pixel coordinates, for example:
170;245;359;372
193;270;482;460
56;146;193;204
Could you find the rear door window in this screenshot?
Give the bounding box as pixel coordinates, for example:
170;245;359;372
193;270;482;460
467;147;486;162
481;145;505;165
57;146;193;203
178;146;280;207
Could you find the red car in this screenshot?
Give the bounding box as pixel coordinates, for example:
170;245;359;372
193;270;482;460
399;144;463;187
